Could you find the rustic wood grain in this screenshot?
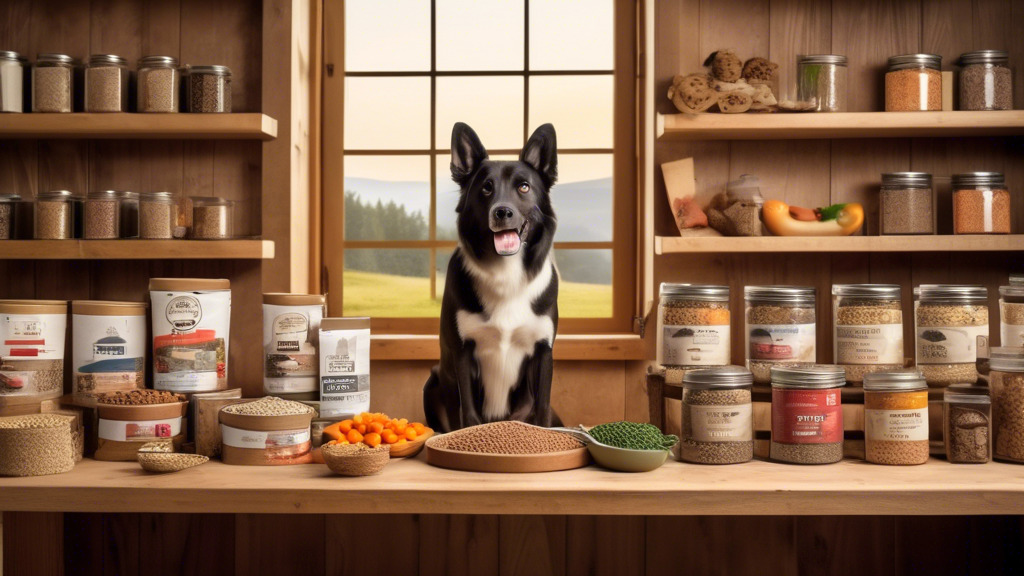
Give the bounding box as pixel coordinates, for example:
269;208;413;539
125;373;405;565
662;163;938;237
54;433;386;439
236;514;324;576
3;512;63;576
420;514;500;576
325;514;417;573
138;513;235;576
769;0;831;102
566;516;644;576
796;516;895;576
647;516;797;576
499;516;566;576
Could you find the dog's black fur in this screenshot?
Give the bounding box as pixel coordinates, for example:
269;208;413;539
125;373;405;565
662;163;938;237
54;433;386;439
423;123;561;432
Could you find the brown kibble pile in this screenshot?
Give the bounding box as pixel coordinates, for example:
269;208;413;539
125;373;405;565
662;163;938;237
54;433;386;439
84;199;119;239
960;64;1012;111
85;66;127;112
881;187;934;234
770;441;843;464
680;387;753;464
953;189;1011;234
140;201;178;239
222;396;314;416
35;200;71;239
991;370;1024;462
33;66;72;112
917;304;987;327
837;300;904;384
747;305;815;325
431;421;584;455
662;300;730;326
98;389;186;405
947;405;990;463
192;204;230;239
885;68;941;111
138;67;179;113
866;440;930;465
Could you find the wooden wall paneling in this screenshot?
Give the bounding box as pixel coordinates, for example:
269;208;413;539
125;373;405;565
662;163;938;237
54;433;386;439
653;0;701;116
235;514;324;576
565;516;644;576
499;516;566;576
921;0;972;109
3;512;63;576
624;360;652;423
324;514;418;574
894;516;972;575
769;0;831;102
419;514;500;576
645;516;797;576
697;0;769;67
138;513;235;576
1013;1;1024;110
138;0;184;206
213;141;262;237
88;0;143;64
795;516;895;576
551;360;626;427
64;513;139;576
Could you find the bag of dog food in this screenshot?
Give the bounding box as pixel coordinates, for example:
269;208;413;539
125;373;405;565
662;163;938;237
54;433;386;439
262;294;326;399
318;318;370;419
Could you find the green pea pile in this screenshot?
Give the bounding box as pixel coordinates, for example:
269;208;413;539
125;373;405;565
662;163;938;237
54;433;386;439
589;421;678;451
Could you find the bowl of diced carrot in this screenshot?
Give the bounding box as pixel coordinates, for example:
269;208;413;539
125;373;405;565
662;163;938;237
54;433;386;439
322;412;433;459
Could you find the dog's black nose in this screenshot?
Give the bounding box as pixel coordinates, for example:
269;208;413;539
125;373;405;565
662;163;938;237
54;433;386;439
493;205;514;220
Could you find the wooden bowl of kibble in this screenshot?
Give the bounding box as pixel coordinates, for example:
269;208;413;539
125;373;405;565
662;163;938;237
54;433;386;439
322;443;391;476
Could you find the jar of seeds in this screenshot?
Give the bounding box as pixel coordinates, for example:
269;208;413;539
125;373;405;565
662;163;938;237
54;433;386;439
915;285;988;387
188;65;232;113
958;50;1012;111
989;347;1024;463
885;54;942;111
833;284;904;384
1000;283;1024;348
943;384;991;464
796;54;848;112
863;370;929;466
880;172;934;235
34;191;74;239
190;196;233;239
139;192;179;239
32;53;74;113
952;172;1010;234
137;56;180;113
0;194;20;240
0;51;25;113
83;191;121;239
770;364;845;464
680;366;753;465
744;286;816;385
657;284;731;381
84;55;128;113
115;191;138;238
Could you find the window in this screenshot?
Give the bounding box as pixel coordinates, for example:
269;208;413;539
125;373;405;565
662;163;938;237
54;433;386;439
323;0;636;334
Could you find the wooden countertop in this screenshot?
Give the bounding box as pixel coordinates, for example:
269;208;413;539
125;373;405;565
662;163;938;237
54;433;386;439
2;456;1023;515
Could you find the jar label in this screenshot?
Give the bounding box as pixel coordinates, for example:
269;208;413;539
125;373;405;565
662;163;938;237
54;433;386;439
320;327;371;418
771;388;842;444
835;324;903;364
662;325;731;366
747;323;815;362
263;304;324;393
916;325;988;364
150;288;231;392
1;313;67;361
688;404;752;442
865;408;928;442
72;313;147;399
98;417;182;442
220;424;311;450
1002;321;1024;348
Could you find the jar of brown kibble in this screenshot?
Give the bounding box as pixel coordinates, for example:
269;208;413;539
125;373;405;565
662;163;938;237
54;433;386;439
188;65;232;113
84;54;129;113
952;172;1010;234
744;286;816;385
139;192;179;239
657;283;731;373
833;284;904;384
915;285;988;387
879;172;935;235
115;191;139;238
680;366;754;465
863;370;930;466
137;56;180;113
84;191;121;239
0;194;20;240
943;384;991;464
32;53;74;113
770;364;845;464
958;50;1012;111
990;347;1024;463
190;196;233;239
885;54;942;111
34;190;74;239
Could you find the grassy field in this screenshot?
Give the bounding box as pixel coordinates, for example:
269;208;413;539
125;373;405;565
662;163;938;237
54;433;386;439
343;269;611;318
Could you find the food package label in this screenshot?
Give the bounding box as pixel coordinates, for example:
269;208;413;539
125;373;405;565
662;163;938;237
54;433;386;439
150;289;231;392
72;313;147;397
865;408;928;442
319;326;370;418
835;324;903;365
263;303;324;393
916;325;988;365
221;424;311;450
98;417;182;442
662;325;730;366
747;323;815;362
1;313;66;360
771;388;842;444
688;404;752;442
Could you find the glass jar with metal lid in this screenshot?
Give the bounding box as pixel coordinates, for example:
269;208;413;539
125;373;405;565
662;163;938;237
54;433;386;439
657;284;731;379
138;56;181;113
139;192;180;239
0;194;20;240
1000;282;1024;348
944;384;991;463
958;50;1011;111
83;191;121;239
880;172;934;235
114;191;139;238
0;51;24;113
190;196;234;239
188;65;232;113
833;284;904;384
744;286;816;385
796;54;848;112
769;364;845;464
952;172;1010;234
32;53;74;113
34;190;75;239
885;54;942;111
915;285;987;387
84;54;129;113
863;370;929;465
680;366;753;465
989;347;1024;462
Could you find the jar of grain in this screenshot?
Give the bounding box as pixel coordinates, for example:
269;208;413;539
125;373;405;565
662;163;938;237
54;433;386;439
943;384;991;464
0;51;25;113
885;54;942;111
915;285;988;387
32;53;74;113
879;172;935;235
952;172;1010;234
114;191;139;238
84;54;128;113
33;190;74;239
657;284;731;380
188;65;232;113
796;54;848;112
83;191;121;239
680;366;753;465
989;347;1024;463
863;369;929;465
958;50;1012;111
1000;283;1024;348
833;284;904;384
190;196;233;239
744;286;816;385
137;56;180;113
139;192;179;239
769;364;845;464
0;194;20;240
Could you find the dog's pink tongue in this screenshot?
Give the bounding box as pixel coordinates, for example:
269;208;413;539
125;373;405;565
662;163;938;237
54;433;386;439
493;230;521;255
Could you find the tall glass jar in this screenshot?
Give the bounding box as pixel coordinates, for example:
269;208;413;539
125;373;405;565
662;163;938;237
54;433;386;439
958;50;1012;111
658;284;731;383
1000;283;1024;348
885;54;942;111
115;191;139;238
34;190;75;239
944;384;991;463
744;286;816;385
84;54;129;113
990;347;1024;463
0;194;19;240
769;364;845;464
32;53;74;113
139;192;179;239
680;366;753;465
796;54;848;112
833;284;905;384
0;51;24;113
952;172;1010;234
863;370;929;465
83;191;121;239
137;56;180;113
190;196;233;239
188;65;232;113
915;285;988;387
880;172;935;235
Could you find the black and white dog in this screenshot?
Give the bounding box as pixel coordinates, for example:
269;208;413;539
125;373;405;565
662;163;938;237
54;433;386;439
423;122;561;432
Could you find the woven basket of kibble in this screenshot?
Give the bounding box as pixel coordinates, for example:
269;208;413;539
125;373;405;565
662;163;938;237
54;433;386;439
322;443;391;476
138;452;209;474
0;414;76;477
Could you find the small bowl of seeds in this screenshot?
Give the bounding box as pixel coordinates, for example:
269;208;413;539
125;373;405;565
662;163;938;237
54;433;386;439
321;442;391;477
137;442;209;474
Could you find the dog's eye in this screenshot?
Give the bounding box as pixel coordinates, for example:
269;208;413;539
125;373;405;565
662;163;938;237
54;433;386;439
482;181;493;195
517;183;530;194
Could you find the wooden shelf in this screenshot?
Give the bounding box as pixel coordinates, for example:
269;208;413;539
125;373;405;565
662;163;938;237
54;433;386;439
657;110;1024;141
0;113;278;140
371;333;645;361
655;235;1024;254
0;239;275;260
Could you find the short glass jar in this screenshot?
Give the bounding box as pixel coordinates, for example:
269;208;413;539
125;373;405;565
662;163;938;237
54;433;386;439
83;191;121;239
84;54;129;113
796;54;848;112
657;284;731;378
1000;283;1024;348
885;54;942;111
769;364;845;464
833;284;905;384
0;194;20;240
188;65;232;113
190;196;233;239
137;56;180;113
115;191;139;238
879;172;934;235
680;366;753;465
139;192;179;239
863;370;929;465
990;347;1024;463
0;51;25;113
32;53;74;113
915;285;988;387
34;190;75;239
944;384;991;464
744;286;816;385
958;50;1012;111
952;172;1010;234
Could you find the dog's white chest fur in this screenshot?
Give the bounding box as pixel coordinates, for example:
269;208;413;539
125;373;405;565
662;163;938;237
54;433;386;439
456;252;555;420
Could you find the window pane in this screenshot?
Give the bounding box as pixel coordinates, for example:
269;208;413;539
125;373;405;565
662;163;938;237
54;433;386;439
529;0;613;71
344;77;430;149
435;154;518;241
343;249;438;317
345;0;431;72
436;0;524;71
529;76;613;148
344;156;430;240
555;249;612;318
551;154;613;241
435;77;524;150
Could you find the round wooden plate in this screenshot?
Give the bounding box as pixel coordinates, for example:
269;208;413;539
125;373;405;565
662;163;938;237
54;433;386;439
425;436;590;473
389;428;433;459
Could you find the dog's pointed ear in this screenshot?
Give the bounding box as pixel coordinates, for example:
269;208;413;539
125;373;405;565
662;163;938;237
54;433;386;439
521;124;557;188
451;122;488;187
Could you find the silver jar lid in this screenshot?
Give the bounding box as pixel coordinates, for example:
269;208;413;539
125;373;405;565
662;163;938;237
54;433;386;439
660;283;729;301
0;194;21;203
888;53;942;71
88;54;127;65
960;50;1008;65
918;284;987;304
990;347;1024;372
944;384;991;404
87;190;120;201
797;54;848;66
0;51;22;62
1000;284;1024;299
189;65;232;77
863;369;927;392
37;53;75;64
951;172;1004;187
140;191;177;204
832;284;902;299
881;172;932;188
139;55;179;68
683;365;753;389
770;364;846;389
744;285;815;305
37;190;74;201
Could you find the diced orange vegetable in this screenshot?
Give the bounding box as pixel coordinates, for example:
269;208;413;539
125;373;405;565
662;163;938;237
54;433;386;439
368;422;384;434
364;432;382;447
395;439;408;445
323;421;346;443
412;423;426;434
383;431;399;444
356;423;367;434
394;424;407;435
398;418;408;426
346;429;364;444
352;415;364;425
405;428;418;441
339;420;353;433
